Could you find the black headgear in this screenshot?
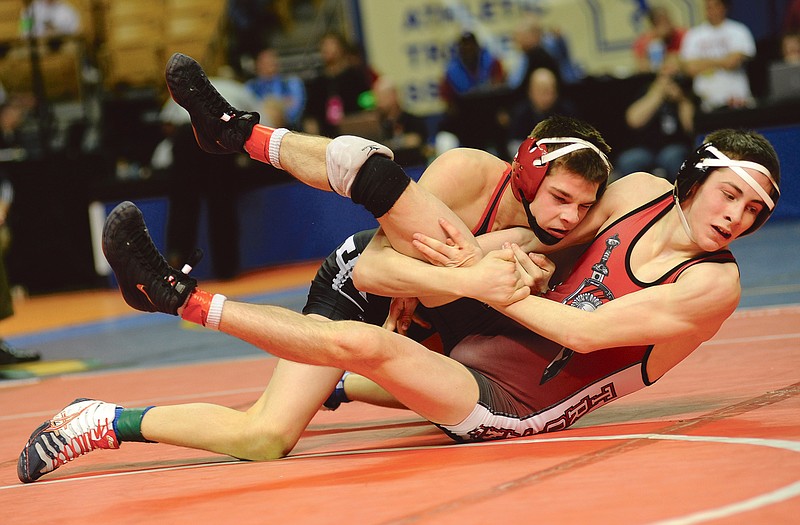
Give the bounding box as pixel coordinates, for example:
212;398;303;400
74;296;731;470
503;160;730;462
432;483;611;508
674;143;780;236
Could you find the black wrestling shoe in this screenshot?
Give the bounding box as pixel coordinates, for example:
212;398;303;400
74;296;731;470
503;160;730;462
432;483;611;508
0;340;40;364
102;201;197;315
165;52;259;154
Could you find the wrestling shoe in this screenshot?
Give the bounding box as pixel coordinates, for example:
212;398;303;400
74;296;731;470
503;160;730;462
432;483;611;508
165;52;259;154
102;201;197;315
18;398;119;483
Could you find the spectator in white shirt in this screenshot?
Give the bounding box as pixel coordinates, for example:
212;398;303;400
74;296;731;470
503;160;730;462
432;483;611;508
680;0;756;112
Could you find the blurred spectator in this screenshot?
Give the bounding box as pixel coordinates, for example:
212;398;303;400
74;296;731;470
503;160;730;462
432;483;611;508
244;48;306;129
372;76;429;167
0;173;39;366
155;67;260;280
1;99;35;357
0;98;38;161
784;0;800;33
507;67;578;155
632;5;686;73
613;57;695;182
226;0;283;74
435;31;507;157
19;0;80;39
541;28;583;85
680;0;756;112
781;31;800;64
346;42;380;89
506;15;561;101
302;32;373;137
0;104;26;154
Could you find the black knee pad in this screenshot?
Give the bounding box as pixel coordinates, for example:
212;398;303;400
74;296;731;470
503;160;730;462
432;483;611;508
350;155;411;218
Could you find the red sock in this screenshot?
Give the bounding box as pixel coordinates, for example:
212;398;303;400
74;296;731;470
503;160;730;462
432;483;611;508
244;125;291;169
181;289;213;327
245;125;275;164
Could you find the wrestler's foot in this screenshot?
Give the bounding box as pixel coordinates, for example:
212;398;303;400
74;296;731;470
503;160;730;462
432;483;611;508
165;52;259;154
18;398;119;483
102;201;197;315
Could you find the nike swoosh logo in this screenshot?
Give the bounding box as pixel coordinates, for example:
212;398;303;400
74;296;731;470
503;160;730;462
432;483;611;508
137;284;157;307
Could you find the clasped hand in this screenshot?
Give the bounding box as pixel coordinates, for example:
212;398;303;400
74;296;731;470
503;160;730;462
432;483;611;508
412;217;555;305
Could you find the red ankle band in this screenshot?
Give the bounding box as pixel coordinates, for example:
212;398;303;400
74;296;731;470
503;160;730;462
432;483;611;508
181;289;213;326
245;125;275;164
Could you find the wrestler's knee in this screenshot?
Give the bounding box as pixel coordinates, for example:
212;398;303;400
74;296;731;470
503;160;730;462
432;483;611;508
327;321;390;368
235;416;298;460
350;155;411;218
326;136;409;218
326;135;393;197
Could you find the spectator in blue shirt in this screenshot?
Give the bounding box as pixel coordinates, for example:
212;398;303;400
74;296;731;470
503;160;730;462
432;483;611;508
245;48;306;128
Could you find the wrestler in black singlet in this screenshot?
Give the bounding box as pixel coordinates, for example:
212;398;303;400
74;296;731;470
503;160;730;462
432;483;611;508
302;165;513;347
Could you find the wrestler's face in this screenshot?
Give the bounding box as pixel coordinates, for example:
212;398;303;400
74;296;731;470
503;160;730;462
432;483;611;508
685;168;772;250
528;166;599;240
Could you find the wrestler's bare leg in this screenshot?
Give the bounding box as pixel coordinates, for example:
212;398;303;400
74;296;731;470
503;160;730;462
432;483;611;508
142;373;343;459
218;300;478;425
165;53;479;259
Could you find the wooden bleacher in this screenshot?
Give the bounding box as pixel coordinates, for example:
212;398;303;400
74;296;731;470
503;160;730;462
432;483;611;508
0;1;81;101
0;0;228;100
98;0;227;91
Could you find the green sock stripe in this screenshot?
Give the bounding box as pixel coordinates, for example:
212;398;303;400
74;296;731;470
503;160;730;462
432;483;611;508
116;406;156;443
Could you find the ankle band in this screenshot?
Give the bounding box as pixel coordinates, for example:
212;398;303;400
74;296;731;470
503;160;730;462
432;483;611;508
245;125;290;169
268;128;291;170
114;406;156;443
205;293;227;331
181;289;213;326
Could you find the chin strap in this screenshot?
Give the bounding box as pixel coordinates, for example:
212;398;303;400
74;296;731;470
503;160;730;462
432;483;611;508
673;192;695;243
675;145;777;243
521;194;560;246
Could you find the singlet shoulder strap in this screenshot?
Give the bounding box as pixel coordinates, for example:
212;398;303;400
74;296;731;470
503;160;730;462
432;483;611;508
667;249;737;283
472;163;512;236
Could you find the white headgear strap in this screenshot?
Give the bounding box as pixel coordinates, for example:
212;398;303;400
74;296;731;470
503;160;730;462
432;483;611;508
534;137;611;174
700;146;779;210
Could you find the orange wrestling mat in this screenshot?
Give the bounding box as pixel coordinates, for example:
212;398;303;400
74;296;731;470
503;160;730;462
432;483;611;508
0;266;798;524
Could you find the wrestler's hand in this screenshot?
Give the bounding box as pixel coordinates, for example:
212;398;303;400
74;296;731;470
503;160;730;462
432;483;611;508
465;248;530;305
509;243;556;295
383;297;431;336
411;217;482;267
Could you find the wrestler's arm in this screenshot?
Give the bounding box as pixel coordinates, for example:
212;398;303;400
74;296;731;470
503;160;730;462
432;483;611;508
683;51;749;77
494;255;740;353
354;163;655;302
353;149;540;303
354;227;536;307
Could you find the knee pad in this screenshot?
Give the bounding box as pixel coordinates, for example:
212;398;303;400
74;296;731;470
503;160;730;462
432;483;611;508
326;135;394;197
350;155;411;218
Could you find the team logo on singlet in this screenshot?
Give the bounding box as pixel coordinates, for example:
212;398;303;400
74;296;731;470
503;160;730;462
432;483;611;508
332;235;368;312
540;234;620;384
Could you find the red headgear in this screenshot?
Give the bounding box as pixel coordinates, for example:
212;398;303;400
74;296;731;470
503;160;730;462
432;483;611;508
511;137;611;203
